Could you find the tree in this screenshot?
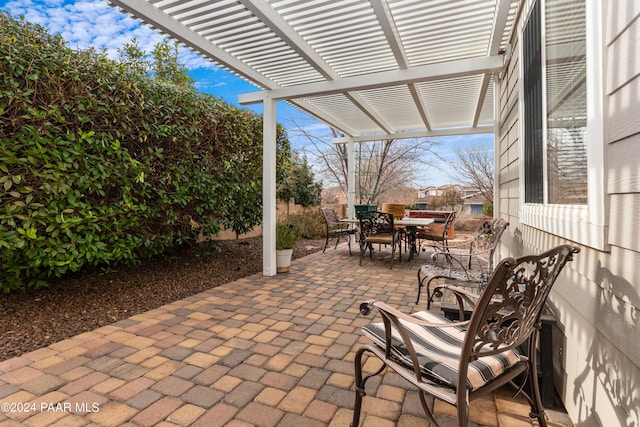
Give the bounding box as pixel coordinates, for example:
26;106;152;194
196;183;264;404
118;38;148;75
289;118;439;204
430;187;463;210
118;37;194;88
278;153;323;207
453;143;494;203
276;124;322;207
150;39;194;88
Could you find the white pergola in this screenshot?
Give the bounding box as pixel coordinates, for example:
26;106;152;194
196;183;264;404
109;0;518;276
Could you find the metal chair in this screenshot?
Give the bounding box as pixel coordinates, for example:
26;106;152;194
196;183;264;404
381;203;408;252
416;211;456;256
417;217;509;306
321;208;356;255
358;211;401;268
351;245;580;427
380;203;405;220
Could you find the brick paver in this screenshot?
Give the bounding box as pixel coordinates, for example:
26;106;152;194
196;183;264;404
0;245;574;426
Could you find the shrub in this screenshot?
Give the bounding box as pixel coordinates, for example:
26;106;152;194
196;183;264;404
275;223;300;250
482;201;493;217
0;12;277;291
286;210;325;239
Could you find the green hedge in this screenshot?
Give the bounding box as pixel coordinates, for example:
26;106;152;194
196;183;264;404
0;13;272;291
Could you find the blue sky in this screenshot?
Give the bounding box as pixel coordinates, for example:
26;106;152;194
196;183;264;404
1;0;493;187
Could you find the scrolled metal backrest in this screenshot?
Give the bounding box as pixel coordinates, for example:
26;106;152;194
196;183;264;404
463;245;579;359
442;211;456;237
321;207;340;225
469;218;509;257
359;211;394;236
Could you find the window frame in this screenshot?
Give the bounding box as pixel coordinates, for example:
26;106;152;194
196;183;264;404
519;0;609;251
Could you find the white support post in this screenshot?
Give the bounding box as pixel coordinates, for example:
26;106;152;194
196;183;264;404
263;96;277;276
347;139;356;219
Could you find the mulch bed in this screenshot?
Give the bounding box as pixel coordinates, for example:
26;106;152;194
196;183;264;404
0;237;326;361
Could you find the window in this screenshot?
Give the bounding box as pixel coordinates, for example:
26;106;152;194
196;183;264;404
524;0;587;205
520;0;607;250
545;0;587;204
523;1;543;203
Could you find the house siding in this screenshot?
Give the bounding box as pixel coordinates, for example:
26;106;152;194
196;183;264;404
496;1;640;426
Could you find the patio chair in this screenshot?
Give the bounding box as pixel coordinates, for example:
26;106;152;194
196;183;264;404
380;203;405;220
358;211;401;268
321;207;356;255
351;244;580;427
416;210;456;257
416;217;509;306
381;202;408;250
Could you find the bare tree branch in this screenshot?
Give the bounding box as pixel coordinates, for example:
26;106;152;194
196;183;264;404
287;116;444;204
453;143;494;202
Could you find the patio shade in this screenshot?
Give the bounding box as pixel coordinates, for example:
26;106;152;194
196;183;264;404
108;0;518;139
108;0;519;276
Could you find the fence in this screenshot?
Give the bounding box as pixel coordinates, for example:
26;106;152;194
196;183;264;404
216;199;314;240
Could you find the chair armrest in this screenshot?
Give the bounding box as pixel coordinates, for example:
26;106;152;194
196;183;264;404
431;276;504;318
423;274;484;319
436;238;473;250
433;284;481;308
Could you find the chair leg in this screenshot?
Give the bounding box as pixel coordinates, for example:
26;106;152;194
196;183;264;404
526;333;548;427
416;268;424;305
416;268;437;309
417;390;439;427
360;241;372;265
455;394;470;427
389;241;395;269
335;232;354;255
351;347;367;427
351;347;386;427
323;233;330;253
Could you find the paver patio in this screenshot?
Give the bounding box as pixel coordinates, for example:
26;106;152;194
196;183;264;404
0;243;574;426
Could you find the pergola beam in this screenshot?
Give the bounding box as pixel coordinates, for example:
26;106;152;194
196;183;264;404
238;0;336;80
239;55;504;104
372;0;432;131
239;0;393;134
109;0;276;90
288;98;360;137
473;0;513;126
332;125;494;144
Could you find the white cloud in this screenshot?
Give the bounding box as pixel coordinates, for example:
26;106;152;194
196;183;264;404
1;0;214;69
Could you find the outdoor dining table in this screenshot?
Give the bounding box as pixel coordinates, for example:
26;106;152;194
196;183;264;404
395;217;434;261
340;216;434;261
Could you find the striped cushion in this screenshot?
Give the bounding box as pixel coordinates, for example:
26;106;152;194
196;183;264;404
362;310;523;391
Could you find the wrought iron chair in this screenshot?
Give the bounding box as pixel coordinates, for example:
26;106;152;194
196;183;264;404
321;208;356;255
416;210;456;256
358;211;401;268
351;245;580;427
381;202;408;251
416;217;509;306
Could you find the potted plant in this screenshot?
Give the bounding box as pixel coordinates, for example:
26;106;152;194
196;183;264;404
276;222;300;273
